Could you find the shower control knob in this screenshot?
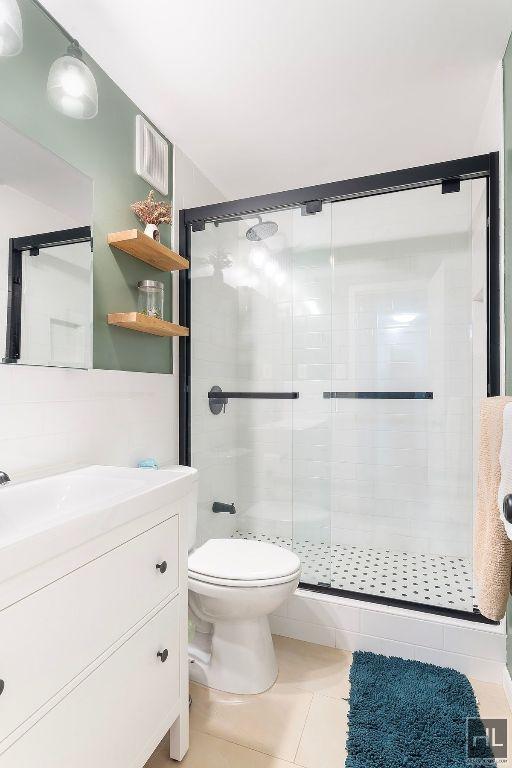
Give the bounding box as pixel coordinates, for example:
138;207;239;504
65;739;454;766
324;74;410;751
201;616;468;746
157;649;168;663
503;495;512;524
155;561;167;574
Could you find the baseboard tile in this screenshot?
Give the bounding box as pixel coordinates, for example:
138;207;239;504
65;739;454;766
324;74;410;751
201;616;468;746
269;615;336;648
270;589;506;683
503;666;512;711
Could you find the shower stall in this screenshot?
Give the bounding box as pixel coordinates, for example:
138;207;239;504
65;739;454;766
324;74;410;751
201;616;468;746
179;154;499;621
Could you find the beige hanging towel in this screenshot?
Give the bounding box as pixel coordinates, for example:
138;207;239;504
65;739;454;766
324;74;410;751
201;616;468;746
474;396;512;621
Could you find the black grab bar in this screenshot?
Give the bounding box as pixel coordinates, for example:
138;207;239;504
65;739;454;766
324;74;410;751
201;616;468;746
208;391;299;400
208;385;299;414
323;391;433;400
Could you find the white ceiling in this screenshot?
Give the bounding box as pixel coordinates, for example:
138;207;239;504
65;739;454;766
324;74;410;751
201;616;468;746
41;0;512;200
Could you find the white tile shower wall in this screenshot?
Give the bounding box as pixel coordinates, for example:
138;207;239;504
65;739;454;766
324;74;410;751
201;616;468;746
234;211;294;540
270;589;506;683
227;186;486;561
471;179;488;530
190;221;243;544
0;366;176;479
326;185;483;560
190;209;297;543
291;208;332;546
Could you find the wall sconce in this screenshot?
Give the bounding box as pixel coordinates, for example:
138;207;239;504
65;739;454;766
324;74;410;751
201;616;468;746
30;0;99;121
47;39;98;119
16;0;100;120
0;0;23;57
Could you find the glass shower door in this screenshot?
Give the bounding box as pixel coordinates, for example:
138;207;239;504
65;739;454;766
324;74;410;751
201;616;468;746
290;204;333;587
189;211;295;552
188;174;488;615
327;180;485;610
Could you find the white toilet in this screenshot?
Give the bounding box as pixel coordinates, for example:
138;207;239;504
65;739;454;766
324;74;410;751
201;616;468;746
188;535;301;695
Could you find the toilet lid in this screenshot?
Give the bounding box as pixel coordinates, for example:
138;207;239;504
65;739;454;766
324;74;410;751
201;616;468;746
188;538;301;583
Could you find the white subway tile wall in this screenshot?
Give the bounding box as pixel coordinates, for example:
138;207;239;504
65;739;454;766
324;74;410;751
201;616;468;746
0;366;177;479
191;221;248;543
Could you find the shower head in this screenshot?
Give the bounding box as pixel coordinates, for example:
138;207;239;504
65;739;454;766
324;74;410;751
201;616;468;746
245;215;278;241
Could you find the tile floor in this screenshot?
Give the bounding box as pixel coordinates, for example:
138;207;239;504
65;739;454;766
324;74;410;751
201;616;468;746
145;635;512;767
233;530;477;613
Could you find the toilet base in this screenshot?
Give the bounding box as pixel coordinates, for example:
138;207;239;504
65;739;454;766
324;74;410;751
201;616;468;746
189;615;278;695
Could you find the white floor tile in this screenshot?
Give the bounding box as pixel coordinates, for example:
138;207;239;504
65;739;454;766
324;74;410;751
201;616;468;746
234;530;476;613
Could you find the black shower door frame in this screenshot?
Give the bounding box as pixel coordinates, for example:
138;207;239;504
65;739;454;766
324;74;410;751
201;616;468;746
178;153;500;625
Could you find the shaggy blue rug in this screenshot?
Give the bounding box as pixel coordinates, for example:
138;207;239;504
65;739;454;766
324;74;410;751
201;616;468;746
346;651;496;767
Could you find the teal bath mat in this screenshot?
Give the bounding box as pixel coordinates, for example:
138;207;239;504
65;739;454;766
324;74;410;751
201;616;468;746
346;651;496;768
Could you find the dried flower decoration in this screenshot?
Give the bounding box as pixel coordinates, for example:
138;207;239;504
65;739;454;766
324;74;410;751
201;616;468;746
131;190;172;226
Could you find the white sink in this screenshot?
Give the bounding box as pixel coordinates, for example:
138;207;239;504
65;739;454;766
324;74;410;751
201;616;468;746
0;465;196;587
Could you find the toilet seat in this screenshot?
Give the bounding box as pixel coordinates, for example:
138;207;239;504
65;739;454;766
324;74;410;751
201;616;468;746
189;571;301;588
188;538;301;588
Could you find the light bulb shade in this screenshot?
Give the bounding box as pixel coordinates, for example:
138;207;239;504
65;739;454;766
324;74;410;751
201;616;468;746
0;0;23;57
47;53;98;119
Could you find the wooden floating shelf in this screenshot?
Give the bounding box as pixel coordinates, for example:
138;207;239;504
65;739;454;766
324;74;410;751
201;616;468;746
107;229;189;271
107;313;189;337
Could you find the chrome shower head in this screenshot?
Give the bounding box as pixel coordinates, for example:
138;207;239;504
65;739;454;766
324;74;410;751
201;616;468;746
245;215;278;241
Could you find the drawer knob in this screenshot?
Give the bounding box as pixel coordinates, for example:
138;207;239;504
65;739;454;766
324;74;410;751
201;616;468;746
0;680;4;696
156;561;167;574
157;649;168;663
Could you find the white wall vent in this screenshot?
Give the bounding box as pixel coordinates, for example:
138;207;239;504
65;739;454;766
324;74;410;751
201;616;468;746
135;115;169;195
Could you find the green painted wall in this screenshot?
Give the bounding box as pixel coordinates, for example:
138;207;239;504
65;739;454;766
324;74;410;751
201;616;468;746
505;35;512;674
0;0;174;373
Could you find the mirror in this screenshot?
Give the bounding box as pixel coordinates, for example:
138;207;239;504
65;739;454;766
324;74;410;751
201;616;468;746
0;118;93;369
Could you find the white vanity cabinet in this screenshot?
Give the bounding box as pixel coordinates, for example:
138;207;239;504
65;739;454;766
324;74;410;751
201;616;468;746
0;466;196;768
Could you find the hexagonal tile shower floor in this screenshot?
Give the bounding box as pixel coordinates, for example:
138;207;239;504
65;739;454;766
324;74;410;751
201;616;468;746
232;530;477;613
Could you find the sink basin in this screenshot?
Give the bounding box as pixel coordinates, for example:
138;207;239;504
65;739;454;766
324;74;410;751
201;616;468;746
0;465;197;589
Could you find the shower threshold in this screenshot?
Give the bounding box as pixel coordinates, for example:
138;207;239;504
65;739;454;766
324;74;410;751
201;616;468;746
232;530;492;623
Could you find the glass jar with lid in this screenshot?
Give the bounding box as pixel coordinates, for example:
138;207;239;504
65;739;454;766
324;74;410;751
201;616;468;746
137;280;164;319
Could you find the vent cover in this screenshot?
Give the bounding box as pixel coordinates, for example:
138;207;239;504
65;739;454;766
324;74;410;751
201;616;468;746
135;115;169;194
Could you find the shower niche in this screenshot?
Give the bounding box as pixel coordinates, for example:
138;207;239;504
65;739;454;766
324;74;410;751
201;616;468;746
180;154;499;621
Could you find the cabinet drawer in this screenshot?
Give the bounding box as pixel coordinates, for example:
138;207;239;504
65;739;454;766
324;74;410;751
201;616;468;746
0;515;178;742
0;597;180;768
